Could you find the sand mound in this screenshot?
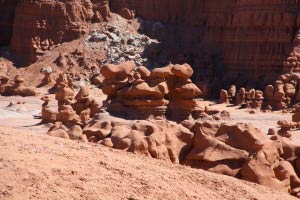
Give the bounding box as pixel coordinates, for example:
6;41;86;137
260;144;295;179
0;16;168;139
0;127;296;200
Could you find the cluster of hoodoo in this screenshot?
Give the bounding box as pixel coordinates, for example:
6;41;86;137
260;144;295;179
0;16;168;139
0;74;38;96
220;66;300;112
101;61;201;121
42;73;101;140
220;86;264;110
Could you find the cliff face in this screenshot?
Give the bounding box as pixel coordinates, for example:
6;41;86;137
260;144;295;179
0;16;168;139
2;0;299;86
111;0;300;87
10;0;110;65
0;0;20;46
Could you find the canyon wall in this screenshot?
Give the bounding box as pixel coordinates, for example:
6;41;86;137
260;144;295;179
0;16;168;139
1;0;299;87
111;0;300;87
9;0;110;65
0;0;20;46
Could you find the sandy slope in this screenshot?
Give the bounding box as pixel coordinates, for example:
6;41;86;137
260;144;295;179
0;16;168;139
0;127;297;200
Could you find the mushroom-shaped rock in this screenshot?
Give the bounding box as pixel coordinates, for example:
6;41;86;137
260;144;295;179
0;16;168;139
150;65;172;79
171;63;193;79
41;96;57;123
220;89;229;104
236;88;246;105
55;82;75;106
75;85;89;101
265;85;275;99
7;75;39;96
57;105;81;126
284;83;296;97
100;61;135;79
171;79;201;99
40;66;53;86
228;85;236;98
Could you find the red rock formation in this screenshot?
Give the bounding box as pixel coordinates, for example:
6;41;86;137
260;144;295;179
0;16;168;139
100;62;201;120
111;0;299;84
83;115;194;163
102;62;171;119
167;64;201;121
184;122;249;177
1;75;39;96
41;96;58;123
10;0;110;65
184;122;300;196
73;85;101;117
0;0;20;45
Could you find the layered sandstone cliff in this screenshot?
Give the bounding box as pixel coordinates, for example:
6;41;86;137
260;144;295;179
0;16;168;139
111;0;300;87
1;0;300;90
0;0;20;46
8;0;110;65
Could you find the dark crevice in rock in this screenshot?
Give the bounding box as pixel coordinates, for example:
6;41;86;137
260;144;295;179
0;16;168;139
0;0;20;46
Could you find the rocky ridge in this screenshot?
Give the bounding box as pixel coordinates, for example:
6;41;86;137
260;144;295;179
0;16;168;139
36;60;300;199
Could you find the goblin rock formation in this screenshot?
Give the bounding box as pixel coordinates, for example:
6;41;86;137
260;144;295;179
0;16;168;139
5;0;300;198
40;62;300;198
167;64;202;121
219;65;300;111
0;75;39;97
44;64;199;163
39;66;54;86
84;116;194;163
42;72;101;127
185;122;300;197
41;96;57;123
100;62;201;120
220;87;264;110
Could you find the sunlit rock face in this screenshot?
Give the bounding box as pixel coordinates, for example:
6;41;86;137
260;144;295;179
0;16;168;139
111;0;299;86
3;0;110;65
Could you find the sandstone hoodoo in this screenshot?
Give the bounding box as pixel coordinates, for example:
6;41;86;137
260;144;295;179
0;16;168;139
41;72;101;127
219;65;300;111
0;74;39;97
36;61;300;199
100;62;201;120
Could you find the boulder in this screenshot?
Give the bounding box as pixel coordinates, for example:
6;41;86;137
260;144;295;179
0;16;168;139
171;63;193;79
100;61;136;79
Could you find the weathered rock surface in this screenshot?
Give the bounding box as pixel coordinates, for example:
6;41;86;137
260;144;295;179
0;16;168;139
0;75;39;97
0;0;20;45
183;121;300;197
100;62;201;120
10;0;110;65
111;0;299;85
86;23;157;66
84;114;194;163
